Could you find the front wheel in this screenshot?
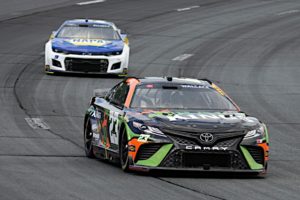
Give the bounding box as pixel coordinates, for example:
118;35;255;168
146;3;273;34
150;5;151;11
44;65;55;75
117;68;128;78
119;128;130;172
84;119;95;158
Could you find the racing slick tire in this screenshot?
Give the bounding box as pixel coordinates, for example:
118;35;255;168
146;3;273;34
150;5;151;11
84;119;95;158
44;65;55;75
120;128;130;172
117;68;128;78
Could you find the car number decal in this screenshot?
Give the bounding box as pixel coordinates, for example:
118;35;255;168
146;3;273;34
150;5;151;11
109;110;119;145
137;134;150;142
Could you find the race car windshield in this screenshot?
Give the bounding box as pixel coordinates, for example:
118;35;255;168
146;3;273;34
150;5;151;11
130;84;237;110
56;25;120;40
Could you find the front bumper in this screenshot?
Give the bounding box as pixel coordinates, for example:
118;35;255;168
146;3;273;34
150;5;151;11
127;136;268;173
45;43;129;74
125;122;269;173
129;165;264;173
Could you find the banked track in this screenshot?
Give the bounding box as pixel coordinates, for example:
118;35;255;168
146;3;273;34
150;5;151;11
1;0;300;199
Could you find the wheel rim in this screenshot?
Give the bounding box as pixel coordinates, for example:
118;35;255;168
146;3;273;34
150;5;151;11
84;123;93;152
121;130;128;165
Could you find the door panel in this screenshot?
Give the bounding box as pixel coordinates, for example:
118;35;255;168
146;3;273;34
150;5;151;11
92;81;129;154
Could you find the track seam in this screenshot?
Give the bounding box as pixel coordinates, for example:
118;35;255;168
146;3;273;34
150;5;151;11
156;177;226;200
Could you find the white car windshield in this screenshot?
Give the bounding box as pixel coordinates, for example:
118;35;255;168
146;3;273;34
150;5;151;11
56;24;120;40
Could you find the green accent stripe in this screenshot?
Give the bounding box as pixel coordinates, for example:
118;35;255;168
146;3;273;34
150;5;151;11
240;146;263;170
125;123;139;140
136;144;173;167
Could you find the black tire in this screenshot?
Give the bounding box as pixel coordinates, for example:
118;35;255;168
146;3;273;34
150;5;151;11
117;68;128;78
119;128;130;172
44;65;55;75
84;119;95;158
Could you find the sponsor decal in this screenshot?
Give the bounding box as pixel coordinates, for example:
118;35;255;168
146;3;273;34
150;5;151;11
146;84;154;88
66;39;110;47
92;123;98;132
128;145;136;152
92;24;111;28
185;145;228;151
91;110;101;119
137;134;150;142
158;112;255;123
100;112;110;148
181;85;210;89
93;132;99;140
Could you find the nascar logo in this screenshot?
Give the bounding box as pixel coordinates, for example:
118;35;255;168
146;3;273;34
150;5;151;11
66;39;109;47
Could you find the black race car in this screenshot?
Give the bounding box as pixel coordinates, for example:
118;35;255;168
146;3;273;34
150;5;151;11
84;77;269;173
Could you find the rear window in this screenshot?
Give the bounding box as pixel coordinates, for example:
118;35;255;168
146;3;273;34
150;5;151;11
130;84;237;111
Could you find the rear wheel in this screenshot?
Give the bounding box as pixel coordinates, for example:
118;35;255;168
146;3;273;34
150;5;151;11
120;128;130;172
84;119;95;158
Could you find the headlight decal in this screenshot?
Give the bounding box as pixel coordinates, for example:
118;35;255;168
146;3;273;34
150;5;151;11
130;121;166;137
125;123;140;140
244;125;265;139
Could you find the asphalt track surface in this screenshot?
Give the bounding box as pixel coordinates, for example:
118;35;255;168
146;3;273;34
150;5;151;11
0;0;300;199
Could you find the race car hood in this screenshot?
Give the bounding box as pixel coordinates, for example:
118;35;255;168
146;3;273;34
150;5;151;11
51;38;124;54
126;109;261;133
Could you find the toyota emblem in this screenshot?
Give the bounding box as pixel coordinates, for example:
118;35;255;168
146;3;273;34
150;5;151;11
199;133;214;143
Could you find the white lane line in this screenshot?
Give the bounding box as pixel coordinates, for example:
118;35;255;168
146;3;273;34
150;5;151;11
172;54;194;61
77;0;105;6
25;118;50;130
177;5;200;12
277;10;299;16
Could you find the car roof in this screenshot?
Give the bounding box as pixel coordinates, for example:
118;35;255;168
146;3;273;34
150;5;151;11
63;19;115;27
126;77;212;86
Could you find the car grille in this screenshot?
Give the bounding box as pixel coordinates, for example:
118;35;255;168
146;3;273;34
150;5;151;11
64;58;108;72
183;153;230;168
167;133;241;147
214;137;241;147
136;144;162;161
168;135;197;145
160;150;249;169
246;146;264;165
162;128;245;146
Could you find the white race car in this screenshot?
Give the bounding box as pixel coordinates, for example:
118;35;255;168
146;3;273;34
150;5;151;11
45;19;129;76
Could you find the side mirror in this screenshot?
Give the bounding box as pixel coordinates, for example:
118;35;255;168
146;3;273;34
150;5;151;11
116;29;121;35
120;34;129;45
49;31;56;40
